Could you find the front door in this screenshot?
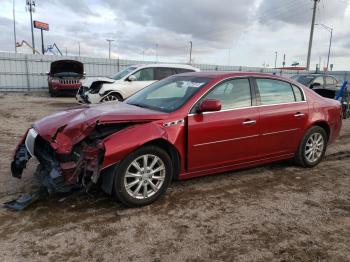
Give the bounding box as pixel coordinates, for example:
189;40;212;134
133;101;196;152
187;78;260;172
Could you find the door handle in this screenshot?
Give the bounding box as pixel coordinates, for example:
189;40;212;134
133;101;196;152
242;120;257;126
294;112;305;118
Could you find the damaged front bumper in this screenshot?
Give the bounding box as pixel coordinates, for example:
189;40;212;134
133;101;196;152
11;128;105;198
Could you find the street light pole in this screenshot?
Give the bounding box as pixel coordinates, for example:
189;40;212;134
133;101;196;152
274;51;278;68
106;39;115;59
189;41;193;64
316;24;333;71
26;0;36;54
13;0;17;53
156;43;158;62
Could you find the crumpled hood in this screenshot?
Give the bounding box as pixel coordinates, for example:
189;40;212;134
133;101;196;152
33;102;167;154
82;77;115;87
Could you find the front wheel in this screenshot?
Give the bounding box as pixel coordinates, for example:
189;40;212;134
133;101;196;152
113;146;173;207
101;93;122;102
294;126;327;168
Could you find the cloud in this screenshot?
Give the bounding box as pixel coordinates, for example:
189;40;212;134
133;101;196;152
103;0;256;45
0;0;349;69
256;0;349;26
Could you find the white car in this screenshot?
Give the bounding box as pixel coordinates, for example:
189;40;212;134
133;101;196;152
76;64;200;104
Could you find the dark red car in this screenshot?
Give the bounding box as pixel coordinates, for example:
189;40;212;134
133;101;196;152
48;60;84;97
12;72;342;207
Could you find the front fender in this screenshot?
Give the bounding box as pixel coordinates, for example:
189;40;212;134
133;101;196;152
101;122;168;169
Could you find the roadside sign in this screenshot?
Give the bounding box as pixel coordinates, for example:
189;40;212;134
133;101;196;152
33;21;49;31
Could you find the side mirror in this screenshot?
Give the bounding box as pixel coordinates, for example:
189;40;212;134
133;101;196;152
127;75;137;82
310;82;321;89
197;99;221;113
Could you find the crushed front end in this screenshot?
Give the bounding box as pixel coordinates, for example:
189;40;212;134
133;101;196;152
9;127;105;209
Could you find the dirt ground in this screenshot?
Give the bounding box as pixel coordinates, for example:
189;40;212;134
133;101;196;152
0;93;349;262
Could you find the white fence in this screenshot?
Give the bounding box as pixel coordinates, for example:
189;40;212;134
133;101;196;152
0;52;349;91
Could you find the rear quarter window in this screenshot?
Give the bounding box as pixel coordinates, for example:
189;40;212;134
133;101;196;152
292;85;305;102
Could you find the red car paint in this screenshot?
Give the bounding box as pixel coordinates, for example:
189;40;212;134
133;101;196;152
14;72;342;187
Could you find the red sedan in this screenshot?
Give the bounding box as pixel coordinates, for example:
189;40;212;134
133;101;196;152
11;72;342;207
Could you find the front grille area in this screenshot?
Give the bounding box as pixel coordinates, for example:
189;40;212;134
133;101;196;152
59;79;80;85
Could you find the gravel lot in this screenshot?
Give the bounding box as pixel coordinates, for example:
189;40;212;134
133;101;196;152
0;93;349;262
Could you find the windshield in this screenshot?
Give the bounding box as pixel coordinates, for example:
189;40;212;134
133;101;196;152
126;76;211;113
111;66;137;80
291;75;315;86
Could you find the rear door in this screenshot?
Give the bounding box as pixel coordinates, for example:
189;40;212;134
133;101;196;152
187;78;260;172
254;78;309;157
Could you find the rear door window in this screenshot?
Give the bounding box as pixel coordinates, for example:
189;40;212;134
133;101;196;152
325;76;336;86
313;76;324;86
256;79;296;105
155;68;176;80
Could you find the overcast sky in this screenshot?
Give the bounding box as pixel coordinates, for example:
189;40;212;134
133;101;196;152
0;0;349;70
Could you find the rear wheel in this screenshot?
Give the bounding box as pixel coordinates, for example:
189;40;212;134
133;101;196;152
113;146;172;207
101;93;122;102
294;126;327;168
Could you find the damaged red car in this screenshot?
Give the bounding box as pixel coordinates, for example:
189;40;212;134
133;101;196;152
11;72;343;207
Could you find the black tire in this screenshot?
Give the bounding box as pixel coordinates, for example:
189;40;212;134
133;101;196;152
294;126;328;168
101;93;123;102
49;88;58;97
113;146;173;207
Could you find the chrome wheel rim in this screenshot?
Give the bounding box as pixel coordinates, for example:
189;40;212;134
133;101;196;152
124;154;166;199
102;95;118;102
305;133;324;163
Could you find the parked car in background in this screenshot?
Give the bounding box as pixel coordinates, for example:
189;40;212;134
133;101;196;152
76;64;199;104
291;74;339;99
12;72;342;207
48;60;84;97
291;74;350;119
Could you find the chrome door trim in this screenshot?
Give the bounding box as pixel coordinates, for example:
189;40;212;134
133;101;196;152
261;128;299;136
193;134;259;147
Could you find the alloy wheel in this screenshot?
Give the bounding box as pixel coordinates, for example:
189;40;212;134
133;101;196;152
124;154;166;199
304;132;325;163
102;94;119;102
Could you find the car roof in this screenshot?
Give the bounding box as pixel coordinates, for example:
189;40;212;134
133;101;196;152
131;63;200;71
174;71;292;80
293;74;336;78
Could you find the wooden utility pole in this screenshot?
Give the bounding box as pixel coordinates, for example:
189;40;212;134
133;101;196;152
306;0;320;70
